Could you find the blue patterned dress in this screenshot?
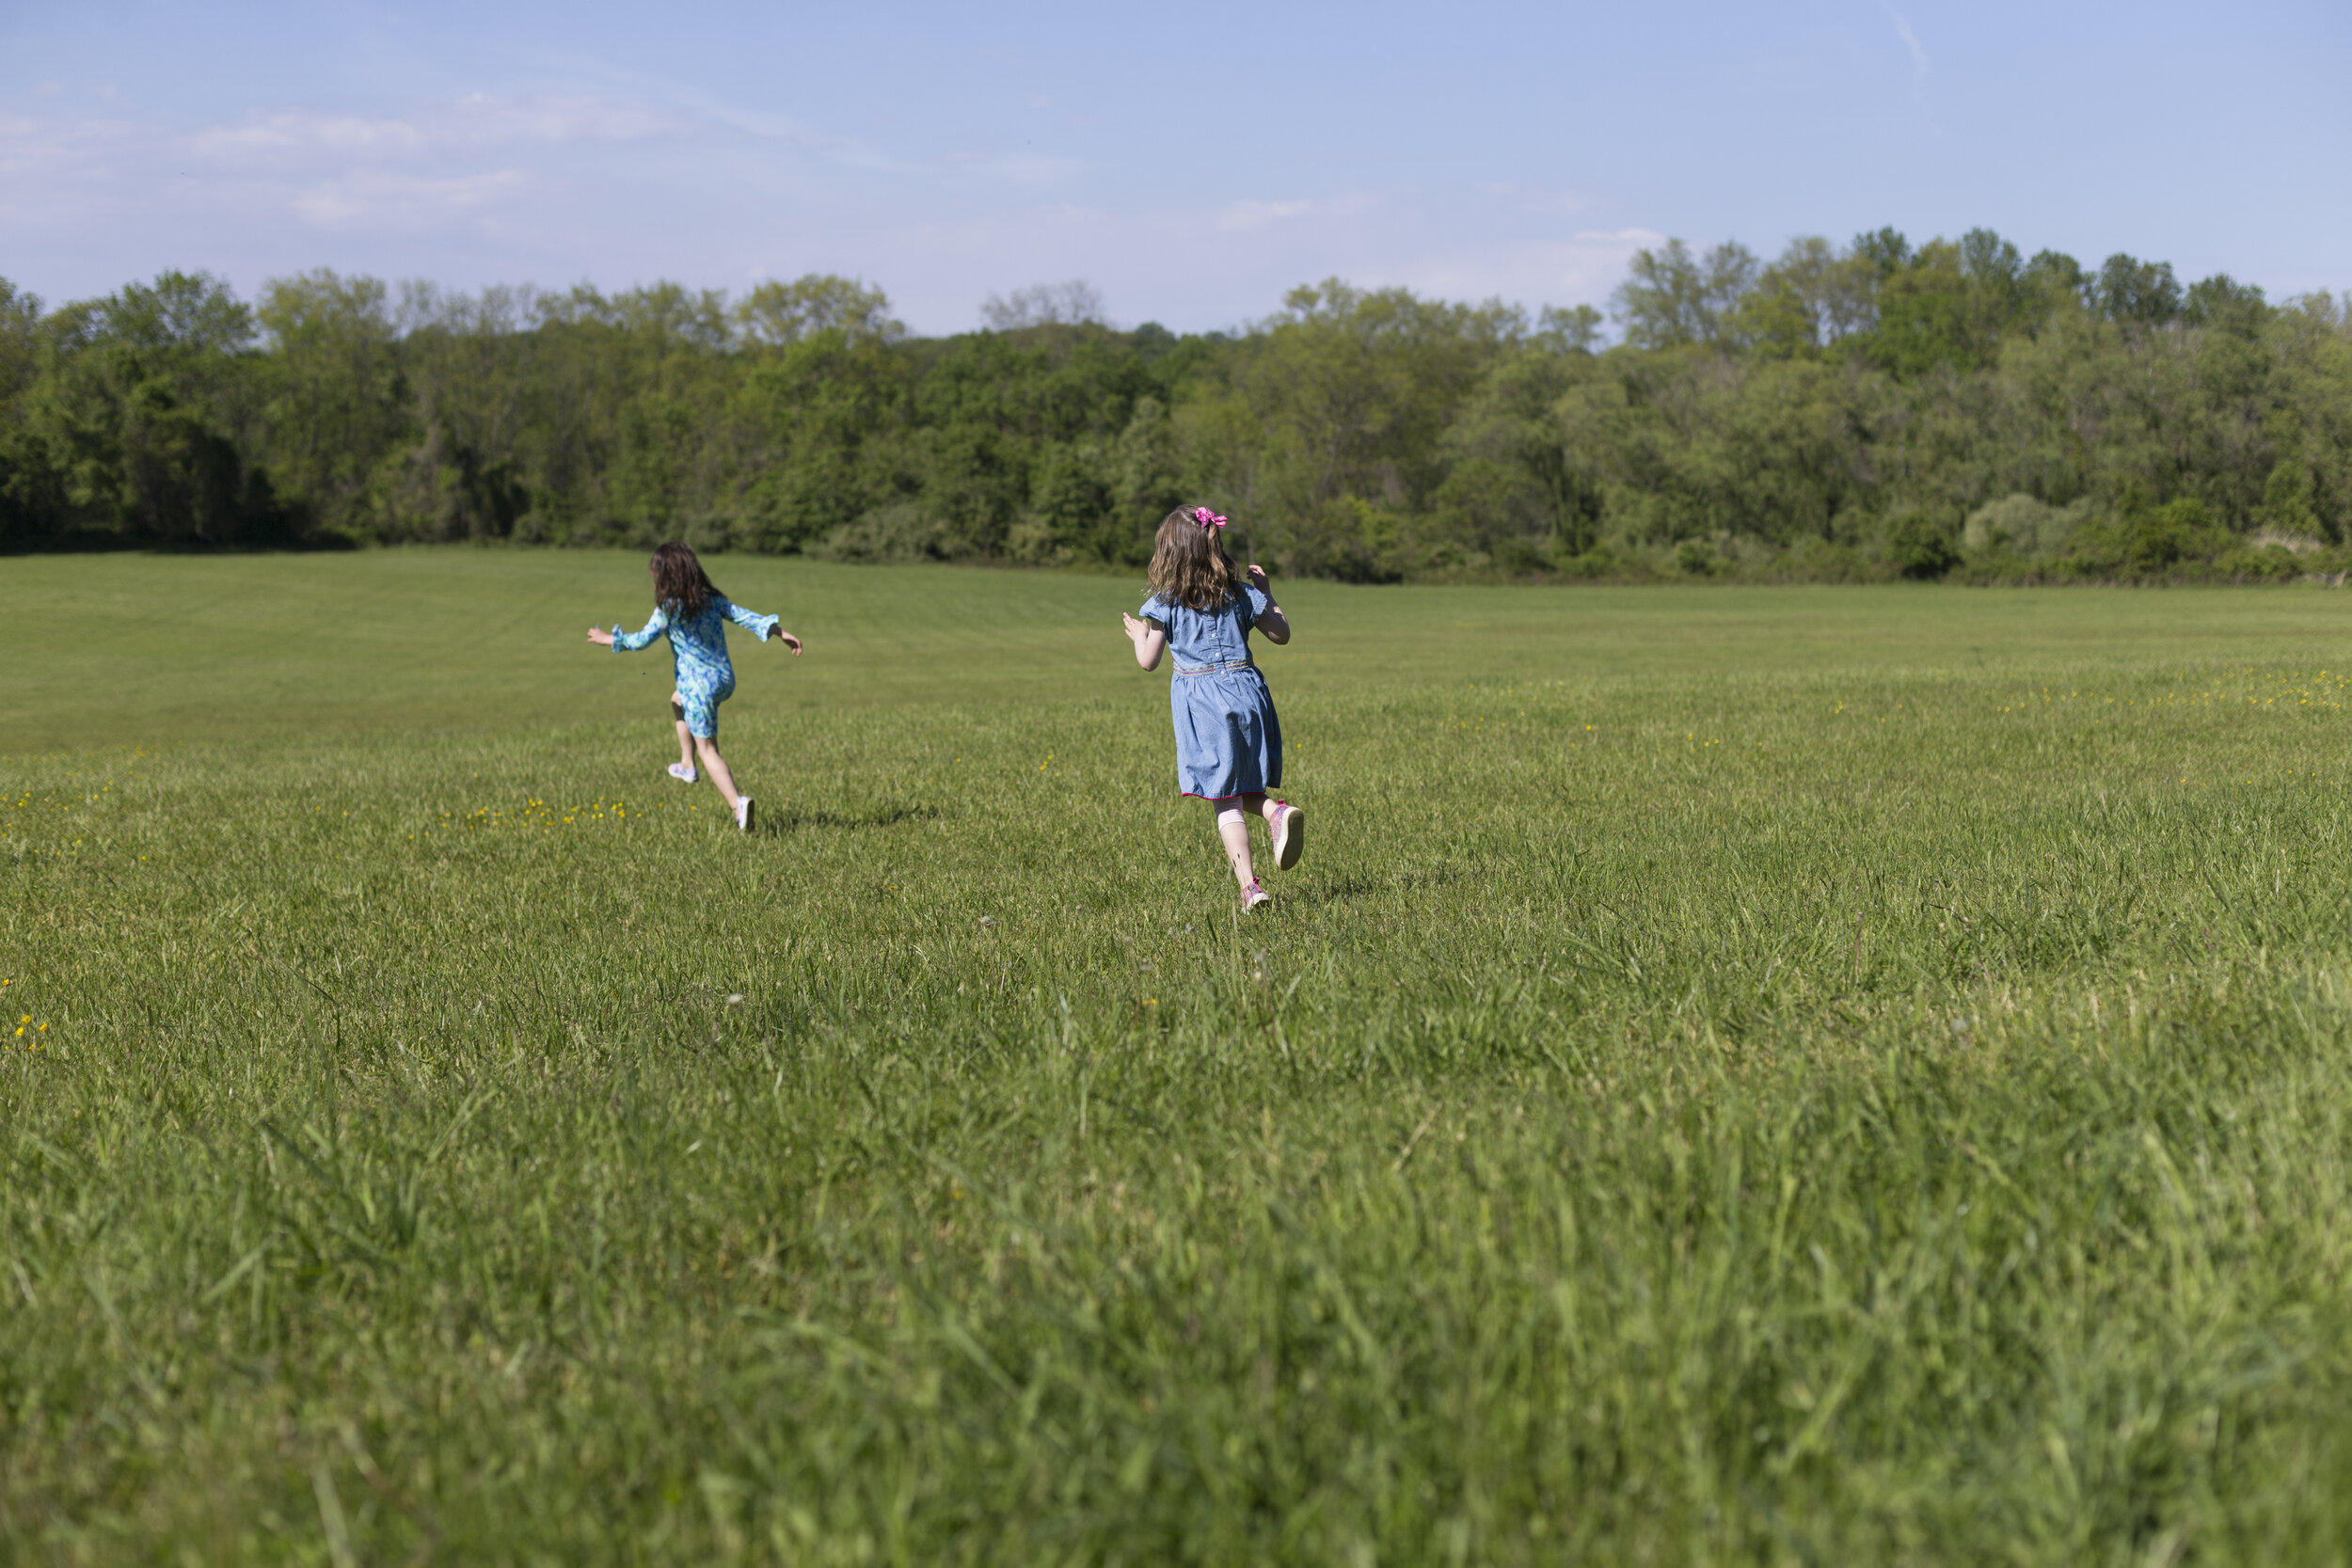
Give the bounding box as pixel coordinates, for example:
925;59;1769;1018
610;596;780;737
1141;586;1282;800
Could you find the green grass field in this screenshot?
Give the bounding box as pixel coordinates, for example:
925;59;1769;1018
9;550;2352;1563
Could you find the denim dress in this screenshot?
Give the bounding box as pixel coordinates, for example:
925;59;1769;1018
1141;586;1282;800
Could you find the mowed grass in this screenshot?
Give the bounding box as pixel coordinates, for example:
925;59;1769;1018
8;551;2352;1563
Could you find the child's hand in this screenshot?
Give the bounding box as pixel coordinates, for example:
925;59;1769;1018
586;626;613;646
774;629;803;656
1246;563;1272;593
1121;612;1166;670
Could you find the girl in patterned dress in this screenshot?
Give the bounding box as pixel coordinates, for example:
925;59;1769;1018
588;541;802;832
1121;506;1305;910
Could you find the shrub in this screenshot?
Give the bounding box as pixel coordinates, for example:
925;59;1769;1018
1884;510;1961;578
807;501;947;562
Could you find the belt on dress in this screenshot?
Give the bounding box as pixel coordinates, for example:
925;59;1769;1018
1173;657;1256;676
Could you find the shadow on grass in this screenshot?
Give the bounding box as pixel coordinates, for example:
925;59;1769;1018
1294;864;1467;906
765;803;942;834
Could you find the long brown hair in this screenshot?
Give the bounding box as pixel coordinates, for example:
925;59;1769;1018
650;540;721;617
1146;507;1240;611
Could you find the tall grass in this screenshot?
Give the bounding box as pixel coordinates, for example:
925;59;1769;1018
7;554;2352;1561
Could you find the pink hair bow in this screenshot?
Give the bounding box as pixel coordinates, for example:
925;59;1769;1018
1193;507;1227;531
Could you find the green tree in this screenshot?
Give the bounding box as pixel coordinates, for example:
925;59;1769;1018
1224;281;1520;575
2095;254;2183;326
1435;347;1606;565
1611;240;1761;350
1111;395;1185;552
0;278;56;544
1735;237;1880;357
256;270;408;537
3;240;2345;579
736;330;913;552
2183;273;2269;334
0;278;40;404
1851;228;1913;277
1534;305;1604;354
734;276;903;347
19;272;287;545
1867;237;2020;375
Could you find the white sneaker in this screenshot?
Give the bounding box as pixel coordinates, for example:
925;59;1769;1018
667;762;697;784
1269;801;1306;871
734;796;755;833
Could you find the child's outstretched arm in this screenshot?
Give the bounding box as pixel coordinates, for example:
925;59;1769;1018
721;600;803;654
1246;564;1291;644
1120;612;1167;671
589;610;668;651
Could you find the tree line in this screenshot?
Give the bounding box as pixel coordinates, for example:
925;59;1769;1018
4;228;2349;582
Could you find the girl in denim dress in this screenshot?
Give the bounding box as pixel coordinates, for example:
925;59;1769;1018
1121;507;1306;910
588;541;802;833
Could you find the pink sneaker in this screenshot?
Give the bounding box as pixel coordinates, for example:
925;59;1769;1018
1241;879;1272;911
1269;801;1306;871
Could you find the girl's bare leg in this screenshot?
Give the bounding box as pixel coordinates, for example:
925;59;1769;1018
1213;800;1257;890
693;734;742;805
672;697;696;770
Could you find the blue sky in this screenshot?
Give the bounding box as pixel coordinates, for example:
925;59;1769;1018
3;0;2346;334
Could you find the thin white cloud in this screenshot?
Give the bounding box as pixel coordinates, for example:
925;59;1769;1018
196;114;430;159
191;94;686;166
0;111;137;180
1213;194;1378;234
1215;198;1316;233
623;87;928;176
0;113;149;230
0;88;916;245
291;169;530;230
1;74;1668;331
1891;11;1930;82
1582;227;1669;248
